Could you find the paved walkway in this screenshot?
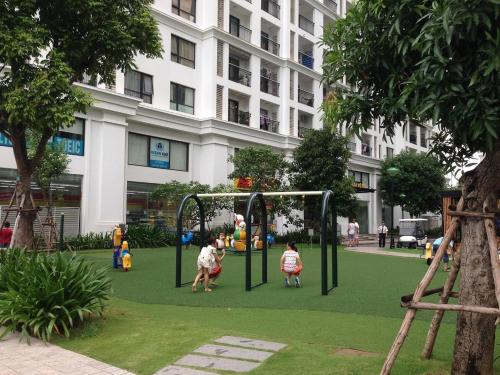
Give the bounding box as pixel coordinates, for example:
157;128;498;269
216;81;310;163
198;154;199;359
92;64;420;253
155;336;286;374
0;333;134;375
346;246;422;258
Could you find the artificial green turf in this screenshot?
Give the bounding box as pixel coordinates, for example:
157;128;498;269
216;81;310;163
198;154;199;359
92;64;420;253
52;246;499;374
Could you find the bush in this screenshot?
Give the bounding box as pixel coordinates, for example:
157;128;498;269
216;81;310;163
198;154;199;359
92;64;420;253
275;229;343;245
426;226;443;238
0;249;111;342
65;232;111;251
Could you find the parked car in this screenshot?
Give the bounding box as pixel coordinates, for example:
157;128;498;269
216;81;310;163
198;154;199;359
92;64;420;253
397;218;427;248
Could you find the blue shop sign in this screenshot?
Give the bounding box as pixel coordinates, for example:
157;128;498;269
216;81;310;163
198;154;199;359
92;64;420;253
52;135;84;156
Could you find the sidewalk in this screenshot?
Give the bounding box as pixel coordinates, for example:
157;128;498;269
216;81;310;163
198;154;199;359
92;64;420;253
0;332;135;375
345;246;421;258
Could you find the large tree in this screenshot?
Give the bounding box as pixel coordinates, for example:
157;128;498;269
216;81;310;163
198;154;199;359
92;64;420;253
322;0;500;372
0;1;163;248
379;151;445;217
289;126;357;221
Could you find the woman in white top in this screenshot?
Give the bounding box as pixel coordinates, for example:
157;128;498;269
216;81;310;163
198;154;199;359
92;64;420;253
192;238;221;293
280;242;303;288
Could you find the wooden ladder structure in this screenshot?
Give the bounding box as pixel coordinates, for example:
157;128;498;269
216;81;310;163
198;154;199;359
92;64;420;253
0;185;53;250
381;197;500;374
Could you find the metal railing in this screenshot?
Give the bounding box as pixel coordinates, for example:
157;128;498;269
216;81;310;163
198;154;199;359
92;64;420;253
230;23;252;43
260;76;280;96
229;110;251;125
229;63;252;87
298;88;314;107
324;0;337;11
260;116;279;133
298;126;311;138
260;34;280;55
299;15;315;35
261;0;280;19
298;51;314;69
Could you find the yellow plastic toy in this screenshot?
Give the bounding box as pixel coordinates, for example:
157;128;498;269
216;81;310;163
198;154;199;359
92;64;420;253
121;241;132;272
425;242;432;260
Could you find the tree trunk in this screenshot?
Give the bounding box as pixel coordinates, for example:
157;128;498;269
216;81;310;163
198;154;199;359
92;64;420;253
452;147;500;374
11;173;36;249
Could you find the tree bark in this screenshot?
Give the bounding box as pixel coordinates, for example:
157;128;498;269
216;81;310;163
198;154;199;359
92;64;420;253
452;147;500;374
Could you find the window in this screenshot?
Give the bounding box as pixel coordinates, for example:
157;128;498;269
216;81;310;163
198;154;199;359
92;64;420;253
172;0;196;22
124;70;153;104
170;83;195;114
1;118;85;156
386;147;394;159
420;127;427;147
349;170;370;189
171;35;195;68
128;133;189;171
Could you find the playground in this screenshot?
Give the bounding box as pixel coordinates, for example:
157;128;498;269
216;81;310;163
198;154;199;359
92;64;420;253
50;244;485;375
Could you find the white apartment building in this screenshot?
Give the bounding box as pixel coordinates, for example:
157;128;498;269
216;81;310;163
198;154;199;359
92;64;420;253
0;0;433;236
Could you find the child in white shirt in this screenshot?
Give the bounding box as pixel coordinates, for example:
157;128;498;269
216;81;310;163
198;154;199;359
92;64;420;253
192;238;220;293
280;242;303;288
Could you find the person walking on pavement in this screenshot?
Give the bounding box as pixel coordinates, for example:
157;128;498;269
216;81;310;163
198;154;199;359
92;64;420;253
353;218;360;247
378;221;388;248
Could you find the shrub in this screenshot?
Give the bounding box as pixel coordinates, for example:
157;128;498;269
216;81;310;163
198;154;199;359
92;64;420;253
0;249;111;342
65;232;111;251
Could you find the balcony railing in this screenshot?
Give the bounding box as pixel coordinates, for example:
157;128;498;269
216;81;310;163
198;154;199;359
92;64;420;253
261;34;280;55
229;110;251;125
361;143;371;156
262;0;280;19
229;63;252;87
298;88;314;107
409;133;417;144
299;15;314;35
260;76;280;96
298;51;314;69
260;116;279;133
347;141;356;152
324;0;337;11
230;23;252;43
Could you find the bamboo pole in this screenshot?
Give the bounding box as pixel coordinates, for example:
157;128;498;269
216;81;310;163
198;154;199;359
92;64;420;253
484;214;500;324
402;301;500;316
380;197;464;375
448;211;495;219
421;248;461;359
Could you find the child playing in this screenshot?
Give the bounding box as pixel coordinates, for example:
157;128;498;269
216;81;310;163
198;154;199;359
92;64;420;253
0;221;13;249
192;238;221;293
280;242;303;288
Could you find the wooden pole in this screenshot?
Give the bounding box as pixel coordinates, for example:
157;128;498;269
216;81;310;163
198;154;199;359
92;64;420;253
484;214;500;324
402;301;500;316
421;248;461;359
380;197;464;375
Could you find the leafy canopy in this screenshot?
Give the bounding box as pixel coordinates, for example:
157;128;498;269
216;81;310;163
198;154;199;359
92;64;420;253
289;127;357;218
322;0;500;171
0;0;163;172
379;151;445;216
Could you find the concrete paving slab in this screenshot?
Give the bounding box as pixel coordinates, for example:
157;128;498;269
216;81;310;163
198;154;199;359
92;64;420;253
193;344;273;362
214;336;286;352
175;354;260;373
153;365;218;375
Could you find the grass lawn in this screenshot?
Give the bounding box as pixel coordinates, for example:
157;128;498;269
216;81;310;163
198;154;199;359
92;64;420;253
54;245;499;374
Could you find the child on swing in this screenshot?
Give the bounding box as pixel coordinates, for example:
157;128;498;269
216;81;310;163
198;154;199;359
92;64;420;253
192;237;221;293
280;242;303;288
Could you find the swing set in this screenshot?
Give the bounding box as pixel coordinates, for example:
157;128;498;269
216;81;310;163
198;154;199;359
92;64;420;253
175;190;339;295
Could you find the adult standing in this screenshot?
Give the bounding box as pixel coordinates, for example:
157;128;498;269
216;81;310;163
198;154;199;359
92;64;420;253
378;221;388;247
353;219;360;247
0;222;13;249
347;219;356;247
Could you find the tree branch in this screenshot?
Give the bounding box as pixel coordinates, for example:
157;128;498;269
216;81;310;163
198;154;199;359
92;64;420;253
30;129;53;170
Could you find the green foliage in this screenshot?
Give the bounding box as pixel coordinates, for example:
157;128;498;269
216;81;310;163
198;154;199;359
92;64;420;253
0;249;111;342
289;127;358;218
322;0;500;172
379;151;445;216
65;232;112;251
152;181;237;229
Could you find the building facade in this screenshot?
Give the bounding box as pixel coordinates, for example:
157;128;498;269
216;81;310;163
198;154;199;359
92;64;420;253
0;0;433;235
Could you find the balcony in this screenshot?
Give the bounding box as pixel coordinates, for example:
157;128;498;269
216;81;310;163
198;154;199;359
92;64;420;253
260;76;280;96
229;63;252;87
361;143;371;156
298;126;311;138
260;116;279;133
299;15;314;35
298;88;314;107
229;110;251;125
230;23;252;43
298;51;314;69
262;0;280;19
261;34;280;55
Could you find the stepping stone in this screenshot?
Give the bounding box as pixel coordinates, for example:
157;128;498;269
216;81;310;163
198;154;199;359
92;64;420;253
175;354;260;373
214;336;287;352
154;365;218;375
194;344;273;362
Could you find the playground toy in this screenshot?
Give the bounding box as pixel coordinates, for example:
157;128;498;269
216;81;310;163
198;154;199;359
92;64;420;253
121;241;132;272
181;231;194;246
112;224;123;269
175;190;338;295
